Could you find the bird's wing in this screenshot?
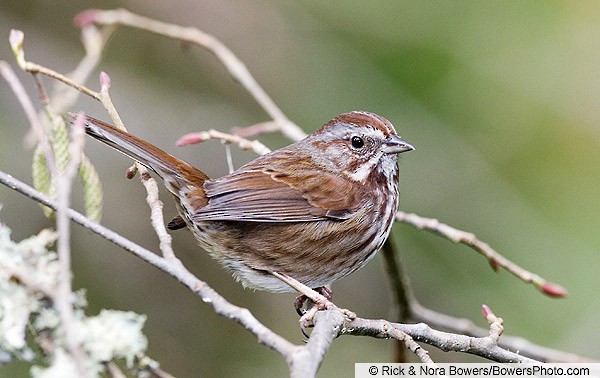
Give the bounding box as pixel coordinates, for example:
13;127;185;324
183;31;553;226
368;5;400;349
193;155;363;222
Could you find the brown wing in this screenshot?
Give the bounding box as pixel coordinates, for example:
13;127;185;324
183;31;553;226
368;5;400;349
193;150;364;222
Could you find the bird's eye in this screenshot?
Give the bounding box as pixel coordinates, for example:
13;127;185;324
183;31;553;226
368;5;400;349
351;136;364;149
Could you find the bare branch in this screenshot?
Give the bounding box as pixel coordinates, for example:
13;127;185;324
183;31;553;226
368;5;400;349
389;327;434;363
395;211;568;298
232;120;282;139
10;27;105;110
98;71;125;130
1;60;88;375
288;310;345;378
75;8;307;141
344;317;538;364
381;228;594;363
52;113;88;376
411;302;598;363
52;24;115;112
138;170;177;260
106;362;127;378
381;236;413;322
176;129;271;156
0;60;56;171
94;70;178;260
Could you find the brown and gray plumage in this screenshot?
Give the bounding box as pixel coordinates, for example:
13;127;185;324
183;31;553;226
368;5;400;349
71;111;414;292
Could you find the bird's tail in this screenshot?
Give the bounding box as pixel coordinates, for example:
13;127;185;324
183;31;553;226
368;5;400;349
68;113;209;202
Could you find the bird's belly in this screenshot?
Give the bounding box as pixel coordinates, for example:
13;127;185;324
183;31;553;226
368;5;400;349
190;214;392;292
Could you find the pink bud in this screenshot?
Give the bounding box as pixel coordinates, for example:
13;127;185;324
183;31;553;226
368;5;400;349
540;282;568;298
487;258;500;272
72;112;86;129
9;29;24;48
99;71;111;88
176;133;204;146
481;304;492;319
126;166;138;179
74;10;99;27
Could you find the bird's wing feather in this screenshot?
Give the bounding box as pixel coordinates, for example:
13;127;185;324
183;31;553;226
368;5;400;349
193;154;363;222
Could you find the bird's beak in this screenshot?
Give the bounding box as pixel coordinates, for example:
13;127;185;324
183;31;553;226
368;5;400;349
384;135;415;154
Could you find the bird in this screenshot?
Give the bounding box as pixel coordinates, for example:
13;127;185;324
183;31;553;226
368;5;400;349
70;111;413;313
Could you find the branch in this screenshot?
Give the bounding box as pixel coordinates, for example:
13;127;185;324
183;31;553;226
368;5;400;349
381;237;596;363
344;317;538;363
411;302;598;363
75;8;306;141
52;113;88;377
395;211;568;298
52;24;115;112
175;129;271;156
0;58;56;170
10;29;100;102
380;236;416;362
9;29;104;222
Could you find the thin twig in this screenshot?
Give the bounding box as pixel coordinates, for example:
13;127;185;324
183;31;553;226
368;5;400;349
271;272;335;310
94;71;177;259
52;24;115;112
0;60;56;170
380;236;413;362
75;8;307;141
176;129;272;156
9;29;101;101
232;120;282;139
388;328;434;363
1;60;88;375
381;236;413;321
98;71;125;130
381;228;591;363
138;170;177;260
146;365;176;378
482;305;504;342
52;113;88;377
106;362;127;378
395;211;568;298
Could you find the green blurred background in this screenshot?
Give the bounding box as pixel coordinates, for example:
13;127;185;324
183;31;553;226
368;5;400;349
1;1;599;376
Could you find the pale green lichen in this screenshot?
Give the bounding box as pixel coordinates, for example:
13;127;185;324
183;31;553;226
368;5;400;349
0;219;152;376
0;222;57;359
30;348;80;378
81;310;148;368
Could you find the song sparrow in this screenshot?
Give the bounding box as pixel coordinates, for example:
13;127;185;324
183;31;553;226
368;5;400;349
72;111;413;299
